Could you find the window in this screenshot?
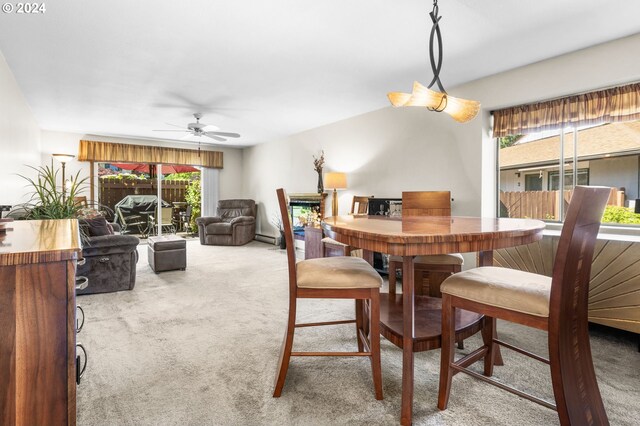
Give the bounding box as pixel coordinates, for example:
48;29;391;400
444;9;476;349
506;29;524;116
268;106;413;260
495;82;640;226
524;174;542;191
547;169;589;190
498;120;640;226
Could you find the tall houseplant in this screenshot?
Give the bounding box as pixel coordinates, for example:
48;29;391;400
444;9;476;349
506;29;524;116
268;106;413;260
19;160;88;219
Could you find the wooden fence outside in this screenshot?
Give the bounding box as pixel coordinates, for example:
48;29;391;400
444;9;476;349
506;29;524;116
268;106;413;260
500;189;624;220
99;179;191;214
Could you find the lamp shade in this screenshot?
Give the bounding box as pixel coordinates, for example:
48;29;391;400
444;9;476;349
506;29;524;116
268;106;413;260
52;153;75;163
324;172;347;190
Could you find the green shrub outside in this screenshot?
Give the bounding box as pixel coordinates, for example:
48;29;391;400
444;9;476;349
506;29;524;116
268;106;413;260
185;180;201;232
602;205;640;225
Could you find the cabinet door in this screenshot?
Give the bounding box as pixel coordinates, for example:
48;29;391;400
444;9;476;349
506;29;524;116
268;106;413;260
9;261;73;425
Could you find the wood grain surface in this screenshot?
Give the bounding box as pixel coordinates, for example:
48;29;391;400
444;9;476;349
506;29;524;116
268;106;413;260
0;220;81;266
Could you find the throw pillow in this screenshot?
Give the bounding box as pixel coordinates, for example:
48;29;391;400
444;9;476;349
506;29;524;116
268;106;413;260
83;217;114;237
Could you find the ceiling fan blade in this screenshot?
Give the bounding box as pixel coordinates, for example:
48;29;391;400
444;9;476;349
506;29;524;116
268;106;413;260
205;134;227;142
153;129;191;132
165;122;188;129
205;131;240;138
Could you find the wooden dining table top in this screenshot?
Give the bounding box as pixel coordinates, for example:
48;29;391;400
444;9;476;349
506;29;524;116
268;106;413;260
321;214;545;256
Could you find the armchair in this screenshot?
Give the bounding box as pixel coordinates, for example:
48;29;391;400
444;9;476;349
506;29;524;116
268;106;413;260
196;199;257;246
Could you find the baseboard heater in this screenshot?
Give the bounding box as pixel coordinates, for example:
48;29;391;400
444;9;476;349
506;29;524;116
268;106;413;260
255;233;278;245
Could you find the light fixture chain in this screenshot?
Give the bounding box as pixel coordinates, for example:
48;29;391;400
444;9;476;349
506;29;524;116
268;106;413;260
427;1;446;94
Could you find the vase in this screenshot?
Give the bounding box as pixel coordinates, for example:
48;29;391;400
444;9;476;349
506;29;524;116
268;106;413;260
317;172;323;194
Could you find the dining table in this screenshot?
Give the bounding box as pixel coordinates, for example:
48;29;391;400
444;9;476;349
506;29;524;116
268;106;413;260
321;214;545;425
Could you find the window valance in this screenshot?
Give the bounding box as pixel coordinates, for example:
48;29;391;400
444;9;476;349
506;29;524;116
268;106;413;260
492;82;640;137
77;140;223;168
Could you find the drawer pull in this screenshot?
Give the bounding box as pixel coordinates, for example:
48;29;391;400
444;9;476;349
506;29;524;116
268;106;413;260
76;305;85;333
76;343;88;385
75;276;89;291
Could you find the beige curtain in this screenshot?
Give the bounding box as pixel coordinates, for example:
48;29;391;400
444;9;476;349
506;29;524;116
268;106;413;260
492;82;640;137
77;140;223;168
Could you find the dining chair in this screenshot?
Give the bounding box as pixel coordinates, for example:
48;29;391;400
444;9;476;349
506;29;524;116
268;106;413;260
388;191;463;297
437;186;610;425
273;188;383;400
321;195;372;257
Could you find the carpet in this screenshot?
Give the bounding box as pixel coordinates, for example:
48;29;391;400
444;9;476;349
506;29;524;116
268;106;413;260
76;240;640;425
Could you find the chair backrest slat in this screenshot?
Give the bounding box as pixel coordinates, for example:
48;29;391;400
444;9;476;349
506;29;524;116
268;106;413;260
351;196;372;215
548;185;610;424
402;191;451;216
277;189;298;294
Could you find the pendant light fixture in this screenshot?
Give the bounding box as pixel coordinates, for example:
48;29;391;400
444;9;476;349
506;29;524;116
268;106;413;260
388;0;480;123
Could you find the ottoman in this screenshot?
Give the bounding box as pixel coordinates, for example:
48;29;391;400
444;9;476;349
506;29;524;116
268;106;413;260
148;235;187;273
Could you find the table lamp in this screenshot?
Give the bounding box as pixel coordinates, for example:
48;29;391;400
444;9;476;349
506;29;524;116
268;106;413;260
52;154;75;202
324;172;347;217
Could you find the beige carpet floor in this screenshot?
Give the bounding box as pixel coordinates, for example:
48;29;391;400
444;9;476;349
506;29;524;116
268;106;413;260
76;240;640;425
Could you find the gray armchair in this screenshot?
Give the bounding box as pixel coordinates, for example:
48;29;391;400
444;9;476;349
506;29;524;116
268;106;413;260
196;199;257;246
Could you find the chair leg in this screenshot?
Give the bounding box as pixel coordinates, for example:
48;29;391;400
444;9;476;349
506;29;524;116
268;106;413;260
481;316;497;377
369;290;383;400
437;294;456;410
388;261;398;296
273;298;297;397
355;299;364;352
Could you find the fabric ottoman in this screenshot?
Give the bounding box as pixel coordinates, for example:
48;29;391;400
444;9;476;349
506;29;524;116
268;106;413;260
148;235;187;273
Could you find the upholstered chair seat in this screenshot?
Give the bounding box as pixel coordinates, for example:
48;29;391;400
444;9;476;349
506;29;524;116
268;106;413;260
440;266;551;317
296;257;383;289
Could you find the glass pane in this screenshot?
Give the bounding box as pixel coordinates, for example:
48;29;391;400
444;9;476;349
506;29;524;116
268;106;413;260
498;129;562;221
575;120;640;226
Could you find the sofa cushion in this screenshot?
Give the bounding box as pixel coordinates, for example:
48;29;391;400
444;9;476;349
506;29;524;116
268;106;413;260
206;222;233;235
217;199;256;219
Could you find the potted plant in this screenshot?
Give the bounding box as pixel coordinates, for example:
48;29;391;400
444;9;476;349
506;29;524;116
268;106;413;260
18;160;88;220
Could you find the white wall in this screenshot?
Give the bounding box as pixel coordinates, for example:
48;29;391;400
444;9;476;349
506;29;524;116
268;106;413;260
243;107;478;236
242;33;640;242
0;50;41;205
39;130;244;202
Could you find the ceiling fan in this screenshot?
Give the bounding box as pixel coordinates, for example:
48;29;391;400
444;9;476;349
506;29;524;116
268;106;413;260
153;113;240;142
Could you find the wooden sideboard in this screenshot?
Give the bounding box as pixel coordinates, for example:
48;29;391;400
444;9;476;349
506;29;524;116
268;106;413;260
0;219;81;425
493;233;640;334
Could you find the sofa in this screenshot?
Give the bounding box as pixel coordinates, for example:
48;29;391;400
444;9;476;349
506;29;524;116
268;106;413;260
77;222;140;295
196;199;256;246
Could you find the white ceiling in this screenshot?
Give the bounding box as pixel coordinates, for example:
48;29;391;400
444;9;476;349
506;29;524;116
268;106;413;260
1;0;639;148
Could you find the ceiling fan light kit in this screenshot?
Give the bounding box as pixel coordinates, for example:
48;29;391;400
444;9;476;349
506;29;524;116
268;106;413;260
388;0;480;123
153;113;241;142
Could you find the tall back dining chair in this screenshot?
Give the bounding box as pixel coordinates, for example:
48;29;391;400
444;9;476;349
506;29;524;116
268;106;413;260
351;195;371;214
437;186;610;425
388;191;463;297
273;189;383;400
322;195;373;257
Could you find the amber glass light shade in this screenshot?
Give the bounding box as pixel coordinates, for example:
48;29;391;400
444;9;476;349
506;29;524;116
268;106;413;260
388;81;480;123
